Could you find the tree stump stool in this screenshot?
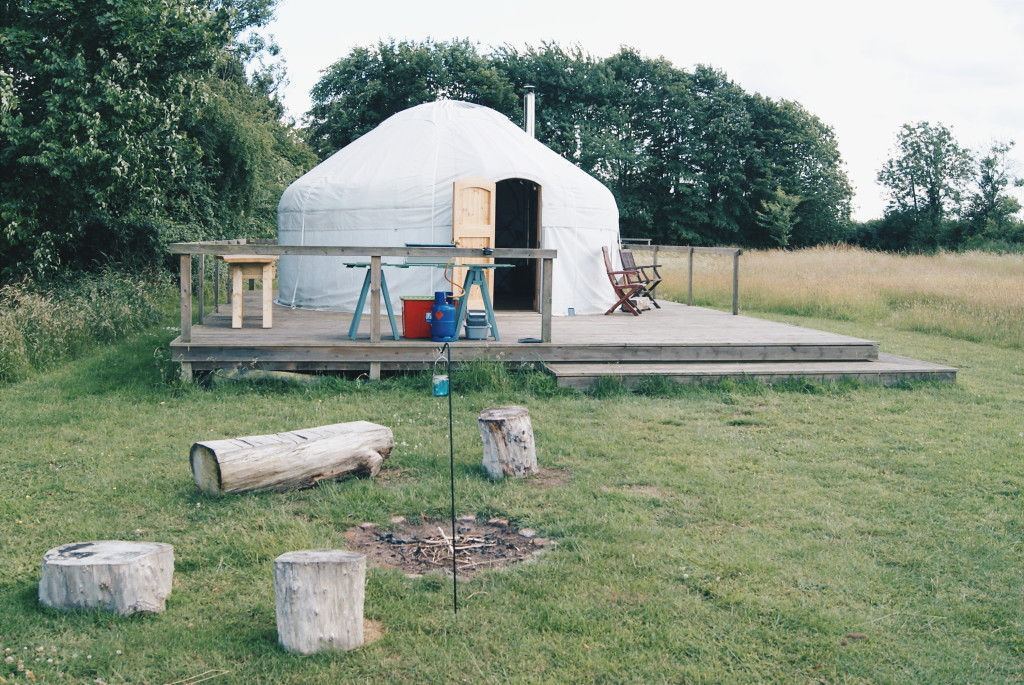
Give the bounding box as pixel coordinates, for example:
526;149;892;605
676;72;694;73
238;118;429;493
478;405;538;479
39;541;174;616
274;549;366;654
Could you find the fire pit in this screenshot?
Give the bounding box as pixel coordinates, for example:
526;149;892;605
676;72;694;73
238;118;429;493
346;517;552;578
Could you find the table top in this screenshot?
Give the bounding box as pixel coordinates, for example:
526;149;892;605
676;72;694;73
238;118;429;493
343;262;512;269
222;254;279;264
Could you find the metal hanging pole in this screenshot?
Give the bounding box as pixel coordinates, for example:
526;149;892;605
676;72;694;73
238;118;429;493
443;342;458;613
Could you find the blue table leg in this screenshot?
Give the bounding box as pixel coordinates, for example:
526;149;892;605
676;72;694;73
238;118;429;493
348;271;372;339
454;268;499;341
379;272;400;340
477;272;499;340
349;270;400;340
453;275;470;334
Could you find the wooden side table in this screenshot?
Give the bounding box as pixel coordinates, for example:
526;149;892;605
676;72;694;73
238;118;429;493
222;255;279;329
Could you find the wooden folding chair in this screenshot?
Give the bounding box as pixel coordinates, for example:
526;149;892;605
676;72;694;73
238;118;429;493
601;246;644;316
619;248;663;308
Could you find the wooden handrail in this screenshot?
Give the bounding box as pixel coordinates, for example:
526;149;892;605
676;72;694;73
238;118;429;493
171;241;557;344
168;241;555;259
627;244;743;315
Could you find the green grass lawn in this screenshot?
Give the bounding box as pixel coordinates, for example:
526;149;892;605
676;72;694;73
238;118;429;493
1;311;1022;683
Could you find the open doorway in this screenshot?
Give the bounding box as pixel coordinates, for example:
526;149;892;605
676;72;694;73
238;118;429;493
494;178;540;310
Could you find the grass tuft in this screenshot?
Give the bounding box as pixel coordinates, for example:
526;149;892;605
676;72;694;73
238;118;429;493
586;374;629;398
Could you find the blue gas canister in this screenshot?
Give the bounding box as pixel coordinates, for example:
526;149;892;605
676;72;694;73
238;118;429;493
429;291;457;342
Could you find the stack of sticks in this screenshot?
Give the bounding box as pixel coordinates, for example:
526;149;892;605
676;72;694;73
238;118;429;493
384;527;514;571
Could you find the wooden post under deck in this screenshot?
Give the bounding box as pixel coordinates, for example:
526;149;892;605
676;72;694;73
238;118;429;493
197;255;205;325
687;248;694;306
178;253;193;380
179;254;192;343
369;256;382;380
732;250;741;315
213;257;220;313
541;256;553;342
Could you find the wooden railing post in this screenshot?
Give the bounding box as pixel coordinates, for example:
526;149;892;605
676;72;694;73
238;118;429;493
687;247;694;306
541;256;553;342
732;250;741;315
369;255;382;380
197;254;206;325
213;256;221;313
179;254;192;344
369;255;382;344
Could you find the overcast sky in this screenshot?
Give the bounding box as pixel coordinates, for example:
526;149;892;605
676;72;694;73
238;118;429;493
263;0;1024;221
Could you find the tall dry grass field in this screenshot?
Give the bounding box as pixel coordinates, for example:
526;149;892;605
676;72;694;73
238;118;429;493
655;245;1024;348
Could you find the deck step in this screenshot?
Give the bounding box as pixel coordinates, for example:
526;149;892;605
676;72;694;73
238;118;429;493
544;353;957;389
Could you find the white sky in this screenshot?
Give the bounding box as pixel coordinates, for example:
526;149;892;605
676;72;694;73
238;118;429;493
263;0;1024;221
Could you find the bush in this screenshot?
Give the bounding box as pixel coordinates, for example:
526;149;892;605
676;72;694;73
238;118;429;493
0;310;31;382
0;270;169;381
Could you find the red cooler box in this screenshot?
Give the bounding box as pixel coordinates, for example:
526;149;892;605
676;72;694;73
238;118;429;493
401;296;434;338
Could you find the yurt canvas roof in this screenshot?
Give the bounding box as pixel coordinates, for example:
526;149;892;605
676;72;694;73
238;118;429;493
277;100;620;316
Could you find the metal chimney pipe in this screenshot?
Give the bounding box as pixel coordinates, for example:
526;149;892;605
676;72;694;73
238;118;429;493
524;85;536;138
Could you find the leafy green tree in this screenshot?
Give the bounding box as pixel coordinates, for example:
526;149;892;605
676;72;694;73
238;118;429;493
495;51;852;247
0;0;312;280
496;46;698;243
493;49;745;245
876;121;974;248
602;50;697;245
755;187;801;247
681;65;757;245
180;53;317;243
490;44;618;182
744;96;852;246
306;39;518;158
961;141;1023;244
1;0;223;277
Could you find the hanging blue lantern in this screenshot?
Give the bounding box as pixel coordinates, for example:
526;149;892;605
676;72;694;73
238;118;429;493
432;352;450;397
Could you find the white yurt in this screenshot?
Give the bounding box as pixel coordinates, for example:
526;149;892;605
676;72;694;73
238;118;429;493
276;100;620;316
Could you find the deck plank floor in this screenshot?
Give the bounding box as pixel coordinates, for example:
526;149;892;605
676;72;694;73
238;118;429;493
170;293;955;385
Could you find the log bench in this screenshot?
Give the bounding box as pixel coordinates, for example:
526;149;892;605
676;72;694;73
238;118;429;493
190;421;393;496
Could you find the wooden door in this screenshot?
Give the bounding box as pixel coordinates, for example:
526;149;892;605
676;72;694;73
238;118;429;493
452;177;496;309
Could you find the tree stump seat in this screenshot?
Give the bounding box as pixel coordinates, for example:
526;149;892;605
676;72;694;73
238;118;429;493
478;406;538;479
38;541;174;616
274;549;367;654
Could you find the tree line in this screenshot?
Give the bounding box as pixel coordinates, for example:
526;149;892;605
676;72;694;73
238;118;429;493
309;40;1023;254
307;39;855;250
864;122;1023;251
3;4;1021;283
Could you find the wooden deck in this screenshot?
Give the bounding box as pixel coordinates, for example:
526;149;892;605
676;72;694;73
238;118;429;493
169;294;956;387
